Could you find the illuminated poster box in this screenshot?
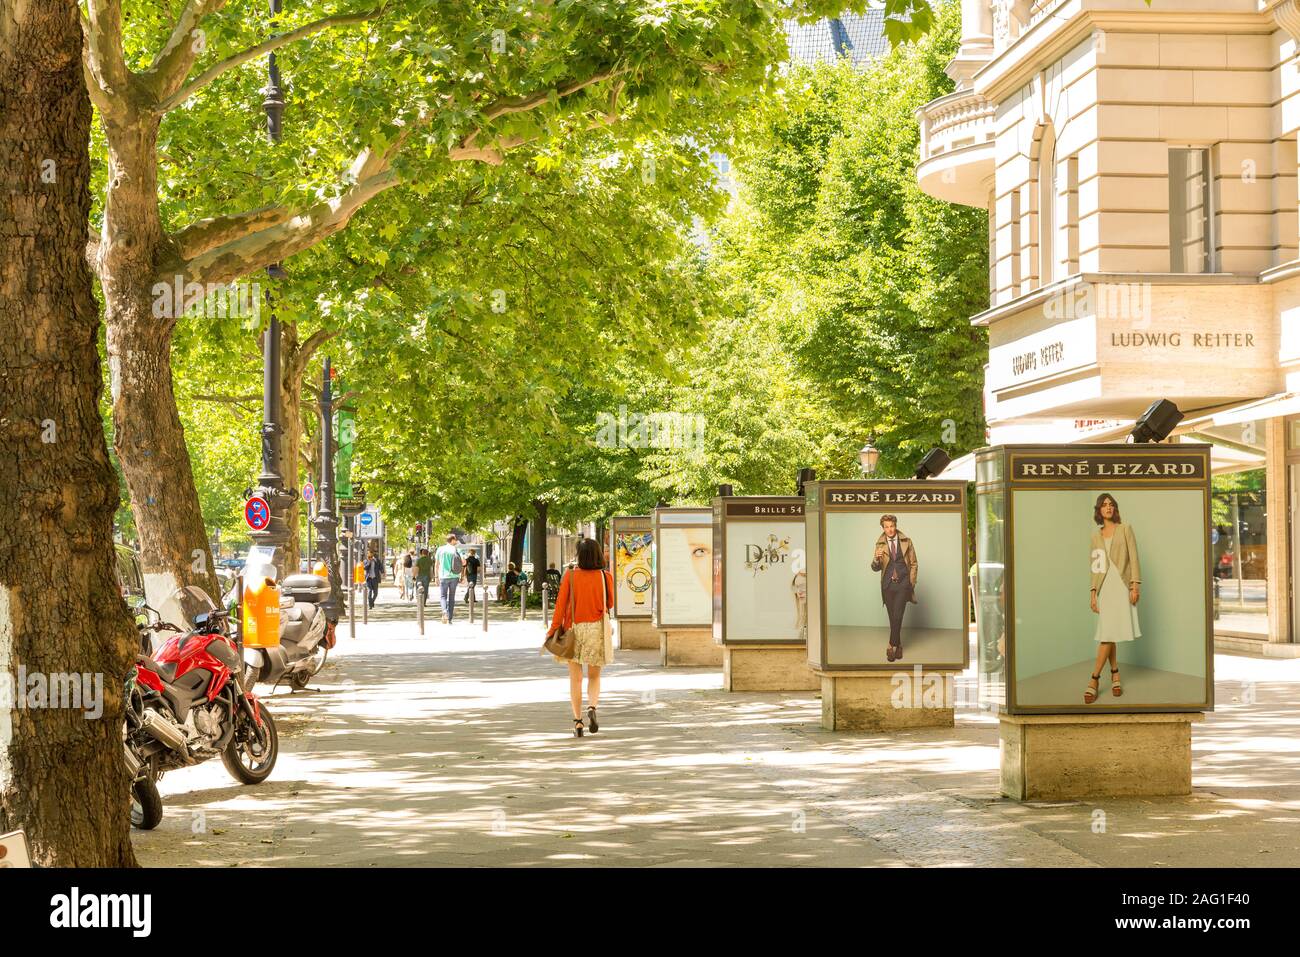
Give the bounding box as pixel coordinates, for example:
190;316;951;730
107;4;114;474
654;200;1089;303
975;444;1214;715
652;507;714;630
712;496;807;645
805;480;970;671
608;515;653;620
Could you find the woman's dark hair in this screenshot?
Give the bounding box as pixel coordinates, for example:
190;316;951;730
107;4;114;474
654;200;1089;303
577;537;605;570
1094;493;1121;526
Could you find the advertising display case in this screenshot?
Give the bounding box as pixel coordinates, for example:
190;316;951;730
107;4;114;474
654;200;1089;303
805;480;970;672
975;444;1214;716
712;496;806;645
609;515;653;620
652;507;715;630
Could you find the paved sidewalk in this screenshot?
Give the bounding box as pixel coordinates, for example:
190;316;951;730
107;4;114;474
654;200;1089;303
132;587;1300;867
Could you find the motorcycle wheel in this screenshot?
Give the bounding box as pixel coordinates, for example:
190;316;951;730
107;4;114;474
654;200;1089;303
130;777;163;830
222;700;278;784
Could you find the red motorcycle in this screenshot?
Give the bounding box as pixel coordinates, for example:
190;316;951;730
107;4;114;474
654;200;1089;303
126;587;279;829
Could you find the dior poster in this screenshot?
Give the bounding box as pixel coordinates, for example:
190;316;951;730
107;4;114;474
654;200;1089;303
716;499;806;644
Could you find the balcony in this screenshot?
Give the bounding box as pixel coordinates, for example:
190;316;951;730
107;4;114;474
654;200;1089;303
915;88;996;207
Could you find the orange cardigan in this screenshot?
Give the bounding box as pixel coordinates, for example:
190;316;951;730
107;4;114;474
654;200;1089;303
549;568;615;633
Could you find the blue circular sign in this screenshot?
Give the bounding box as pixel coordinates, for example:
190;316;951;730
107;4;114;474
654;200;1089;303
302;482;315;503
244;496;271;532
359;511;374;527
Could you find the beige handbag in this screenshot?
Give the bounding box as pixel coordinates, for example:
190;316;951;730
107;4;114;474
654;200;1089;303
543;571;578;659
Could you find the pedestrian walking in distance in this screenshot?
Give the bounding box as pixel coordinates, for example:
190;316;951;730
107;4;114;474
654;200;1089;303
414;547;432;609
546;538;615;737
434;533;463;624
464;547;481;605
364;551;384;610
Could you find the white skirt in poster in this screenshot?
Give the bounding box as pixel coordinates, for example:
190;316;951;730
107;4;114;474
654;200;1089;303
657;526;713;626
725;521;805;641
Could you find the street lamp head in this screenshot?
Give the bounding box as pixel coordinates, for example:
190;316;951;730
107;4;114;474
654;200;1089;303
858;439;880;477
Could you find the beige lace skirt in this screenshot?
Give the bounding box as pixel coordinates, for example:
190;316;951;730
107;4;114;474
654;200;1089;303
555;618;614;667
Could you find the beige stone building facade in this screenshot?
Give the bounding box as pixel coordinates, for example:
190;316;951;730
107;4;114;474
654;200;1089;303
919;0;1300;653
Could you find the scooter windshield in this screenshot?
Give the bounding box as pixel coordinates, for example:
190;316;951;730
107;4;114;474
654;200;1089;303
168;585;219;626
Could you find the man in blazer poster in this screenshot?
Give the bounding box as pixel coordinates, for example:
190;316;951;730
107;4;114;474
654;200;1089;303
870;515;918;662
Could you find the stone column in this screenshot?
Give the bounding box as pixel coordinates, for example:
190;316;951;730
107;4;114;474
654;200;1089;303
949;0;995;89
1265;416;1290;644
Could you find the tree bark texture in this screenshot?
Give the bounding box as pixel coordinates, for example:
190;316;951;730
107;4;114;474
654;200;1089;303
0;0;138;866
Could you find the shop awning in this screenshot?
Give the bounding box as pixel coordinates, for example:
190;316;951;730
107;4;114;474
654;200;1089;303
1210;392;1300;427
943;452;976;482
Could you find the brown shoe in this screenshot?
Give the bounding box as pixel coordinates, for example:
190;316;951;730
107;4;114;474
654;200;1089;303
886;645;896;662
894;645;903;661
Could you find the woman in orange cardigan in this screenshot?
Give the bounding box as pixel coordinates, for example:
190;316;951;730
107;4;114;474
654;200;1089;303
547;538;615;737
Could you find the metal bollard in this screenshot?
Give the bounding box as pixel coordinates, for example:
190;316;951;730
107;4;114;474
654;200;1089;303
541;583;549;624
482;580;488;633
417;581;425;635
468;582;475;624
519;582;526;621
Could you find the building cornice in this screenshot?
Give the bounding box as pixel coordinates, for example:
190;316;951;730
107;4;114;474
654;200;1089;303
972;272;1261;328
974;3;1276;104
1270;0;1300;45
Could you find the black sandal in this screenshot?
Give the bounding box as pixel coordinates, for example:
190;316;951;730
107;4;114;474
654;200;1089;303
587;707;599;734
573;718;584;738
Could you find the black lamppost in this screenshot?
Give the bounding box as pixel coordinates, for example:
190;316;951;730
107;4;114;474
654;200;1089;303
314;358;342;620
248;0;295;557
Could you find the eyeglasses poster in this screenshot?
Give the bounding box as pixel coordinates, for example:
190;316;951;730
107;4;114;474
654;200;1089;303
653;508;714;628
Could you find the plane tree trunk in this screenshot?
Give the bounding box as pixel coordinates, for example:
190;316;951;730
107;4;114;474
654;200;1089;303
0;0;137;866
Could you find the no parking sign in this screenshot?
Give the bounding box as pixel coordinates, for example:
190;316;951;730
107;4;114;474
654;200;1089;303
244;496;271;532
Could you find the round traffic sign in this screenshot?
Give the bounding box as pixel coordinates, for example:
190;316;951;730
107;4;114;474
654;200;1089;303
359;511;374;527
302;481;315;503
244;496;271;532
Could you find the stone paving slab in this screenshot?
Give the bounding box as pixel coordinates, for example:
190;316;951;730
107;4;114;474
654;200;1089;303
132;587;1300;868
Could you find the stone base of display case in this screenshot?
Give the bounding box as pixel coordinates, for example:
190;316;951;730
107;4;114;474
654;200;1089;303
615;618;658;650
816;669;957;731
660;628;723;667
723;645;819;692
999;712;1203;801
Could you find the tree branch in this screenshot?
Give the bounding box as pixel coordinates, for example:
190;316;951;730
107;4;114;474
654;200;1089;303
172;205;296;261
154;5;388;114
287;328;337;382
82;0;130;110
192;393;261;405
182;116;420;285
176;63;620;282
143;0;229;102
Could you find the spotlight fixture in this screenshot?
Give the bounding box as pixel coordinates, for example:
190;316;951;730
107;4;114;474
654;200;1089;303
795;468;816;497
1130;399;1184;444
716;484;734;497
914;448;951;481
